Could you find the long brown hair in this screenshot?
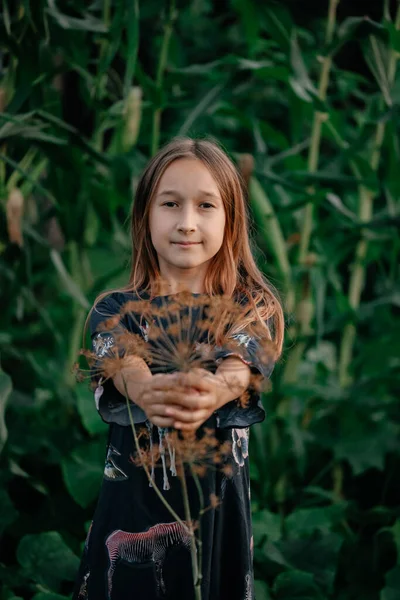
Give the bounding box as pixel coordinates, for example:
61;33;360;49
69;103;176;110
84;137;284;354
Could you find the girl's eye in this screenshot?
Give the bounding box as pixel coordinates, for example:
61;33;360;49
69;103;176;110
162;201;215;209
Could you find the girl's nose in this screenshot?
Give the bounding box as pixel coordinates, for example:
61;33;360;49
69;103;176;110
177;207;197;232
178;225;196;233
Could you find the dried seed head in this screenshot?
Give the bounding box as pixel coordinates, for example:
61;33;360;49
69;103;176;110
6;189;24;247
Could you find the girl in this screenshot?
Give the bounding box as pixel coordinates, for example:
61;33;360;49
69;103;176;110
73;137;284;600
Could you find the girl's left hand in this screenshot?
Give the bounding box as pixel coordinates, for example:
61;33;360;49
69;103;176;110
164;368;227;431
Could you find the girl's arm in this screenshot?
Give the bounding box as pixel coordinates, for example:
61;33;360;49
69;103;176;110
112;356;189;428
113;355;152;403
214;356;251;405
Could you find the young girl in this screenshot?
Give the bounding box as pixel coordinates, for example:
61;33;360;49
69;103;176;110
73;137;284;600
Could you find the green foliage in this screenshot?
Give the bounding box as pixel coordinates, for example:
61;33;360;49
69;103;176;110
17;532;79;591
1;0;399;598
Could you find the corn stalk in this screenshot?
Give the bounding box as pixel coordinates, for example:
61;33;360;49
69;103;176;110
283;0;340;384
338;5;400;387
250;177;294;313
151;0;176;156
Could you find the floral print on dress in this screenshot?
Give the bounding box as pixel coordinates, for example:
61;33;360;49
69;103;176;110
231;333;252;348
94;378;104;410
77;571;90;599
232;428;249;467
139;317;150;342
92;331;116;358
104;445;128;481
244;572;252;600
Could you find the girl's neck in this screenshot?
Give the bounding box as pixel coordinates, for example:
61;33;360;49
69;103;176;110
154;277;206;296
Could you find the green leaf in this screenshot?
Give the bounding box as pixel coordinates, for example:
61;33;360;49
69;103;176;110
328;17;384;57
61;440;105;508
0;488;18;535
0;367;12;454
32;594;70;600
263;2;293;52
250;177;291;290
178;82;225;136
232;0;261;55
255;579;272;600
17;532;79;591
278;533;343;593
386;21;400;53
326;193;358;221
333;416;397;475
289;35;315;103
363;35;392;106
272;570;324;599
76;384;107;436
381;566;400;600
46;2;107;32
124;0;140;94
253;509;282;544
50;250;90;309
389;519;400;564
285;504;346;536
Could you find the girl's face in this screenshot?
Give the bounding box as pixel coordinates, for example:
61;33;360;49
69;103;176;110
149;158;226;288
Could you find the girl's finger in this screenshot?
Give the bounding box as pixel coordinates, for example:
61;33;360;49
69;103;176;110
147;403;178;418
144;390;186;405
150;416;175;427
161;391;203;406
166;393;211;411
176;371;212;392
166;408;207;423
149;375;180;391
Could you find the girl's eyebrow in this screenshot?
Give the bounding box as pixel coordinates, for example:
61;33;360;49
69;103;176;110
157;189;221;200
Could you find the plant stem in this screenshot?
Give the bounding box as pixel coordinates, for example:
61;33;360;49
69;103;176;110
93;0;112;151
122;379;189;529
151;0;176;156
123;379;201;599
283;0;339;384
190;465;204;599
250;177;294;313
96;0;111;99
338;5;400;387
178;452;201;600
123;0;140;96
298;0;339;264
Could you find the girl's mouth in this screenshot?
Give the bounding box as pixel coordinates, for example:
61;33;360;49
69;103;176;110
172;242;201;246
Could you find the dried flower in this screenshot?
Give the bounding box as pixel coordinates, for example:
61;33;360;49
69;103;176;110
209;493;220;509
129;427;233;481
77;281;278;404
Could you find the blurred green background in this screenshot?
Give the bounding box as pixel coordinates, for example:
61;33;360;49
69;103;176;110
1;1;400;598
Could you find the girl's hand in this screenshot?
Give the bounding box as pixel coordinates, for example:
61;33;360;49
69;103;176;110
163;369;228;431
136;373;197;428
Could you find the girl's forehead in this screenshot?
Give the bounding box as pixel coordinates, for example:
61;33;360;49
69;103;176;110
157;158;221;193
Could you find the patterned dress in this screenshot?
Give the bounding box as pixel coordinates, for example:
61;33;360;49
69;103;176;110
73;291;274;600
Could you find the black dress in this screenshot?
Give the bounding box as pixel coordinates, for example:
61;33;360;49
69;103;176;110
73;291;274;600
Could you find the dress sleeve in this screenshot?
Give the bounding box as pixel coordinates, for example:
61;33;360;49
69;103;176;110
213;329;275;429
89;293;147;427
